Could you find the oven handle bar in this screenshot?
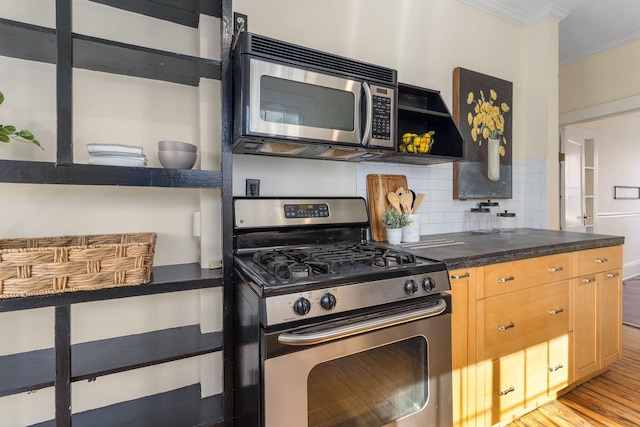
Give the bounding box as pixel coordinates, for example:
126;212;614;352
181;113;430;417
278;298;447;346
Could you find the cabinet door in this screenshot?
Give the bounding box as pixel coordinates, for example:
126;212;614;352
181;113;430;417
524;341;549;410
480;351;525;426
547;332;572;396
448;268;473;427
599;269;622;367
523;333;571;410
572;275;598;380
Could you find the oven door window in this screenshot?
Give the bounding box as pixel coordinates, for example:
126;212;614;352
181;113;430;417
307;336;427;427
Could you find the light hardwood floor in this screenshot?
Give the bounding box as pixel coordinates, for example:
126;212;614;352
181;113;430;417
506;325;640;426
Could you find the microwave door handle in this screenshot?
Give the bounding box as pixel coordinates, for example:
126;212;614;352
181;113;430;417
278;298;447;346
361;82;373;146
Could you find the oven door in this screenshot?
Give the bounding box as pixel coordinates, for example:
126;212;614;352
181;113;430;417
246;57;365;146
263;299;452;427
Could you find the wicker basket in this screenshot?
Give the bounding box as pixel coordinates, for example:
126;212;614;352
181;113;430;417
0;232;157;298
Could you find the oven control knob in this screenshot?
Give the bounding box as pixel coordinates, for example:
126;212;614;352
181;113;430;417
320;293;337;310
293;297;311;316
422;277;436;291
404;279;419;295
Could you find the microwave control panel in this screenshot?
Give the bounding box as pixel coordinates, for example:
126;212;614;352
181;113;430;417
372;95;392;140
369;84;395;148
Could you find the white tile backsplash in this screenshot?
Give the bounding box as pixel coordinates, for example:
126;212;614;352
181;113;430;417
358;157;549;235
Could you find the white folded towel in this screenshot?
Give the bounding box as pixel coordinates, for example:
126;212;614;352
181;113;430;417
88;155;147;167
86;144;144;156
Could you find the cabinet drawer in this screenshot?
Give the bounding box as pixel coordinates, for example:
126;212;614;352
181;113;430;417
481;253;571;299
578;246;622;276
479;281;569;360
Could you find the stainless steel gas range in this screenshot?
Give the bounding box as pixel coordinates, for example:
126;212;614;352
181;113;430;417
233;197;452;427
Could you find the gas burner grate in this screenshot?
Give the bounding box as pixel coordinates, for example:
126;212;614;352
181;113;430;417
251;242;418;281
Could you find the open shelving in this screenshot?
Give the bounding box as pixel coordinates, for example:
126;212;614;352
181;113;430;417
0;264;224;426
373;82;464;166
0;0;234;425
0;0;223;188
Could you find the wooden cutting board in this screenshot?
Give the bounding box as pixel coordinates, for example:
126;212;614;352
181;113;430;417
366;174;409;241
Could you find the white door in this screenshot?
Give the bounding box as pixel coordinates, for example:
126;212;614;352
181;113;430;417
560;127;594;233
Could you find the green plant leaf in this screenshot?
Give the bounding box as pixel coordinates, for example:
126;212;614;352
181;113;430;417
0;91;4;105
15;129;34;140
0;133;9;143
32;139;43;149
1;125;16;134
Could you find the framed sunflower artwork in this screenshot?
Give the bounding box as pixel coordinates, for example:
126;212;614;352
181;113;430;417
453;67;513;199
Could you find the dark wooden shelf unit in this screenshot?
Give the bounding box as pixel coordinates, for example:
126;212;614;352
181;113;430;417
0;325;222;398
0;349;54;398
88;0;223;27
30;384;224;427
73;33;221;86
0;18;221;87
0;263;222;313
1;0;235;424
374;82;464;166
0;17;56;64
0;160;222;188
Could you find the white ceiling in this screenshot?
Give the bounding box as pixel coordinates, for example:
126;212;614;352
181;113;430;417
460;0;640;64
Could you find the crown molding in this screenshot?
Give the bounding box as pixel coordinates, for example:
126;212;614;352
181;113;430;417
459;0;569;27
560;30;640;65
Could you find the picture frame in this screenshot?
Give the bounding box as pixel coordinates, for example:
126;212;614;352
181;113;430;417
453;67;513;199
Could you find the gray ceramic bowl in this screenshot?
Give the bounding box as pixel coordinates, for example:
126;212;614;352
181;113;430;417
157;140;198;153
158;150;197;169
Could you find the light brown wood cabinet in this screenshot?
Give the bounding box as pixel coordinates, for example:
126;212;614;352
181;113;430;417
572;246;623;381
448;268;475;427
450;246;622;426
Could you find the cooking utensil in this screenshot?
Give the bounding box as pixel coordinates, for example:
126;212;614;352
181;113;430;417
387;192;402;213
409;189;416;212
395;187;413;214
412;193;425;214
366;174;408;241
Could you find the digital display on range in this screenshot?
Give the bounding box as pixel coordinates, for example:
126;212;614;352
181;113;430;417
284;203;330;218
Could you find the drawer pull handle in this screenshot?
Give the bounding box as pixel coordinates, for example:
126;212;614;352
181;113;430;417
595;258;609;263
498;385;515;396
607;272;620;278
549;307;564;315
498;321;515;331
451;272;470;280
549;364;564;372
582;278;595;283
548;266;564;272
498;276;515;283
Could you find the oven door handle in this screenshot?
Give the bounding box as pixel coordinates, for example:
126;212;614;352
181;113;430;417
278;298;447;346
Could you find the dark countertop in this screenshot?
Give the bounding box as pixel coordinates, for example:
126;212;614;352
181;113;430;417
397;228;624;270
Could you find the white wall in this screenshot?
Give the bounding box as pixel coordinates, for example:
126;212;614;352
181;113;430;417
232;0;559;230
566;115;640;279
559;39;640;116
559;39;640;279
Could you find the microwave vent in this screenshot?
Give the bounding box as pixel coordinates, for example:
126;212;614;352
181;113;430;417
245;33;396;86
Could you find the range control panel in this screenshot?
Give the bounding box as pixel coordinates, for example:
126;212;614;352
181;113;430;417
284;203;329;219
263;270;450;326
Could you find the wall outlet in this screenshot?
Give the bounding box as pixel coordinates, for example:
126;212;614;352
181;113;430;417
246;179;260;197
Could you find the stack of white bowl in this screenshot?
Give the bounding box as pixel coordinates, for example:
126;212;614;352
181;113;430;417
157;141;198;169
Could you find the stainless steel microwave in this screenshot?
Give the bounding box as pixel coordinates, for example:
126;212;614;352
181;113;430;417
233;32;398;161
